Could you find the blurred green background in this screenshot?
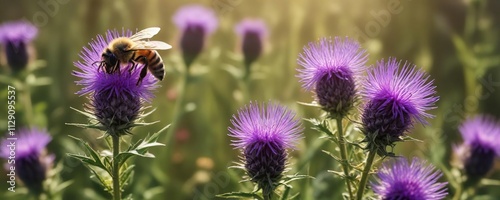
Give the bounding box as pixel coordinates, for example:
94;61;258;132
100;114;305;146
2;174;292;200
1;0;500;199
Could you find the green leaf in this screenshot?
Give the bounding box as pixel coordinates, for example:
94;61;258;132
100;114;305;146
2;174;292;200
68;135;109;173
297;101;322;108
65;122;106;131
128;121;160;128
67;154;100;167
69;107;97;120
117;124;170;166
216;192;264;200
280;186;291;200
281;174;314;186
88;166;112;192
322;150;341;163
120;164;135;189
327;170;345;178
305;118;334;137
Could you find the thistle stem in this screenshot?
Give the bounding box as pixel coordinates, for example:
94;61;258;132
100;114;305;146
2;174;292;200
164;70;189;158
112;136;121;200
21;78;34;126
238;62;251;103
356;147;377;200
452;184;462;200
335;118;353;199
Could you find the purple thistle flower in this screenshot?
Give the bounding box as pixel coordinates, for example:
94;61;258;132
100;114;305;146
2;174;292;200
297;37;368;118
173;4;218;67
371;157;448;200
361;58;438;153
0;128;53;195
0;20;38;72
455;115;500;178
228;102;303;198
235;18;268;67
73;29;158;137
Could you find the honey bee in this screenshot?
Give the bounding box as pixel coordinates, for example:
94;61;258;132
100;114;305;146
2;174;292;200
99;27;172;85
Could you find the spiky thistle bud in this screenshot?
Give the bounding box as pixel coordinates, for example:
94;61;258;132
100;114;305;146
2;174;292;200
173;4;218;67
228;102;302;199
371;157;448;200
360;58;438;155
73;29;159;137
235;19;268;68
0;20;37;72
454;115;500;182
297;37;367;119
1;128;53;196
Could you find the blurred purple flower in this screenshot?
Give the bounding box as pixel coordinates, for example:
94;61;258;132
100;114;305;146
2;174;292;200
228;102;302;198
297;37;368;118
173;4;218;67
371;157;448;200
73;29;158;137
361;58;438;153
0;20;37;72
0;128;53;195
456;115;500;178
235;18;268;67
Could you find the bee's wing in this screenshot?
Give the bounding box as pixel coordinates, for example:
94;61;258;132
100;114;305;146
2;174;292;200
129;27;161;41
131;41;172;50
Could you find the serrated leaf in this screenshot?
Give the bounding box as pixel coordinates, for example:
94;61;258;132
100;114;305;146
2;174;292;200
322;150;341;163
68;135;108;173
327;170;345;177
280;186;291;200
216;192;264;200
69;107;97;120
120;164;135;188
136;142;165;150
87;166;112;192
67;154;100;167
129;121;160;128
297;101;322;108
65;122;105;130
281;174;314;186
138;108;157;118
306;118;335;137
288;192;300;200
117;124;170;166
400;135;423;143
303;118;321;125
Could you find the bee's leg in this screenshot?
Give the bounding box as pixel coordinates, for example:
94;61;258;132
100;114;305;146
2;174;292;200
93;61;103;73
129;61;137;74
136;64;149;85
114;62;120;74
135;56;149;85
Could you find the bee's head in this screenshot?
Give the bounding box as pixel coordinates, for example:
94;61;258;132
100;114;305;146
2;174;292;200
101;49;119;73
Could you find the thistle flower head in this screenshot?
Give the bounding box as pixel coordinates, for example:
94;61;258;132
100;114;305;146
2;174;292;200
235;19;268;67
73;29;158;137
361;58;438;153
371;157;448;200
297;37;367;118
0;20;38;72
455;115;500;178
0;128;53;195
173;4;218;67
228;102;303;198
